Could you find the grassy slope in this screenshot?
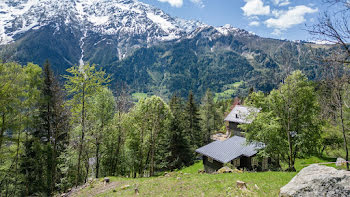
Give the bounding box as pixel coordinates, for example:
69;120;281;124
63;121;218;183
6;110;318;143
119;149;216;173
214;81;244;102
72;157;338;197
131;92;148;101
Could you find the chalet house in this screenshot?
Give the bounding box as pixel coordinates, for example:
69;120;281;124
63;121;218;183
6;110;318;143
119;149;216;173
196;105;267;173
224;105;260;137
196;136;265;173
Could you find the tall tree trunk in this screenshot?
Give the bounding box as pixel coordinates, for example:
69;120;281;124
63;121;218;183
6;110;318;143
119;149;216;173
51;137;57;195
285;82;295;172
113;134;121;175
95;140;100;178
142;149;151;177
206;109;210;143
0;112;5;151
150;128;154;177
95;121;103;178
139;128;144;177
292;146;298;168
84;152;89;183
76;83;85;186
13;115;22;197
113;113;122;176
46;145;52;195
150;143;154;177
287;122;294;171
46;102;53;195
339;94;349;170
190;117;194;146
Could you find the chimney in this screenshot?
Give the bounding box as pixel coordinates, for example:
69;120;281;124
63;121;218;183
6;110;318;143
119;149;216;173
230;97;241;110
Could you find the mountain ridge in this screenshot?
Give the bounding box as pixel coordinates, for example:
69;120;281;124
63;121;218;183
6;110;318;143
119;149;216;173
0;0;332;99
0;0;202;55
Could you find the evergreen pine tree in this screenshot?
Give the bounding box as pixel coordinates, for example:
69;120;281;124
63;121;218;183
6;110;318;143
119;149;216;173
21;138;46;195
166;94;193;170
31;60;70;195
200;89;217;144
184;91;202;149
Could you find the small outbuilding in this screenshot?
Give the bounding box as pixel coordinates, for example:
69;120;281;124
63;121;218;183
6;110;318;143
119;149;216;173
196;136;266;173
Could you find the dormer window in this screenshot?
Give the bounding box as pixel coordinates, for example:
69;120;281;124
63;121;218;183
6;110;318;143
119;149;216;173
236;114;238;118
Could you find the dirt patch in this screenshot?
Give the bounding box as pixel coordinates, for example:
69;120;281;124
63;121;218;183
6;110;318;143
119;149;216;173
62;180;121;197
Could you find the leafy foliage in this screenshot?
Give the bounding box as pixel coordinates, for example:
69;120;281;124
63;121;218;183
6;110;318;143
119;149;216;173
242;71;322;171
64;63;111;185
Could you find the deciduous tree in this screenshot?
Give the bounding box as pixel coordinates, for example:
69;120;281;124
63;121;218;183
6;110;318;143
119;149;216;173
242;71;322;171
64;63;110;184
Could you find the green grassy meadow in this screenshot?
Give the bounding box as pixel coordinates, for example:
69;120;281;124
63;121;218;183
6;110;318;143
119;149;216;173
214;81;244;102
71;156;341;197
131;92;148;102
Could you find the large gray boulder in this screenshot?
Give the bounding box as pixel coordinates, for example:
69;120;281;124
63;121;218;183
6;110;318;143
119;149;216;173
280;164;350;197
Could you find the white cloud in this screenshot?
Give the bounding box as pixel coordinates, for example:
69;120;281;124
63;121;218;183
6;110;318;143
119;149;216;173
272;9;284;17
279;1;290;6
249;21;260;26
190;0;205;8
265;5;318;31
249;16;260;20
272;0;290;7
272;29;282;35
158;0;183;7
241;0;270;16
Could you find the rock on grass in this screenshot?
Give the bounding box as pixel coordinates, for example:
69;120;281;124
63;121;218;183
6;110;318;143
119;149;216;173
280;164;350;197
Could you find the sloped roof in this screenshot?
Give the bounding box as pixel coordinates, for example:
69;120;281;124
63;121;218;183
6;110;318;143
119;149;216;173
195;136;264;164
224;105;260;124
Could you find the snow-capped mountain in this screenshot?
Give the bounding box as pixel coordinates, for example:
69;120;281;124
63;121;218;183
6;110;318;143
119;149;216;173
0;0;202;61
0;0;329;99
0;0;259;67
0;0;202;42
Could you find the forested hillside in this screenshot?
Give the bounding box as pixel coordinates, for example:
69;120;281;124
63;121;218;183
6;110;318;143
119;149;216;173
1;23;332;99
0;0;333;99
110;26;332;98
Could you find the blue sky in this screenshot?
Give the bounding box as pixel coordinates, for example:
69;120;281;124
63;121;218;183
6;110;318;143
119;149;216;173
139;0;326;41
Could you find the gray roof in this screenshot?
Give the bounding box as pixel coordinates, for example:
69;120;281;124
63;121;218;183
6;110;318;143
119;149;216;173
195;136;264;164
224;105;260;124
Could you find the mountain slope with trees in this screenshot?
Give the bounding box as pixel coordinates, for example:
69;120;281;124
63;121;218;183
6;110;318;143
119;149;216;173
110;26;332;98
0;0;333;99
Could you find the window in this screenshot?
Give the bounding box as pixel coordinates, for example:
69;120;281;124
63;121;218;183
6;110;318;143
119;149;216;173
235;114;239;118
262;158;268;170
233;158;240;167
208;157;213;163
252;157;258;166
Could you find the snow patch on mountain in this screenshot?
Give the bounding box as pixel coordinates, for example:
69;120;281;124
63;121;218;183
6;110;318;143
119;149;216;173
216;24;238;36
0;0;255;63
89;16;110;26
0;0;203;45
310;40;334;45
0;0;40;43
147;12;175;34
